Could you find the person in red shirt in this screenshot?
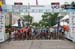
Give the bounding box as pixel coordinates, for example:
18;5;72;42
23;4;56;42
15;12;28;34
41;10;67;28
63;25;69;32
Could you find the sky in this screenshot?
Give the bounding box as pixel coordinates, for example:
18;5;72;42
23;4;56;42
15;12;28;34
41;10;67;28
5;0;75;22
5;0;75;5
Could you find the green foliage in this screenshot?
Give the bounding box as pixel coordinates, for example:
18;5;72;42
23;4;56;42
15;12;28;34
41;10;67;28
5;24;11;28
22;15;33;24
50;13;59;26
71;1;75;5
23;15;33;21
32;22;39;27
39;12;59;27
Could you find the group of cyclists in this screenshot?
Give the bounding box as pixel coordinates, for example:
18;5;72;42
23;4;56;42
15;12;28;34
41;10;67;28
9;26;65;40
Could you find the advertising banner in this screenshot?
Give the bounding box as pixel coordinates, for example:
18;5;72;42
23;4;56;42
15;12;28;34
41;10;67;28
69;12;75;42
0;1;3;7
0;13;5;42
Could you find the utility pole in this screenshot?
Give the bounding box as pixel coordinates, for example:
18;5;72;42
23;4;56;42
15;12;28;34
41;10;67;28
28;2;30;15
9;12;12;28
36;0;38;6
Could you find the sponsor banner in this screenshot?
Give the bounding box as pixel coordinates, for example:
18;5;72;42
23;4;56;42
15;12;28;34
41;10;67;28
0;13;5;42
64;5;75;9
12;5;52;13
0;0;3;7
69;12;75;42
51;2;60;9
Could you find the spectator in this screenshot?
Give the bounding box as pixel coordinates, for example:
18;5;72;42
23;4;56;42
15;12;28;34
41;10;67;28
49;27;54;39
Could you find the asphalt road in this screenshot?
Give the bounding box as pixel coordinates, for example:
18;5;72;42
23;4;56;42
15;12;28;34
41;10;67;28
0;40;75;49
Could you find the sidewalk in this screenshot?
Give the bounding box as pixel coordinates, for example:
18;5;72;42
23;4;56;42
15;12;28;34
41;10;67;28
0;40;75;49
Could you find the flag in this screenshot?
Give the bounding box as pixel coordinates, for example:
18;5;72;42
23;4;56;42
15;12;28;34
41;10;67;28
0;1;3;7
0;1;3;12
0;7;2;11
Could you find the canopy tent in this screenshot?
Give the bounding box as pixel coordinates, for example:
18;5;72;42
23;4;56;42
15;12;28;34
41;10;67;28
53;21;68;27
12;23;18;26
60;21;68;26
53;24;58;27
12;19;23;27
60;15;69;21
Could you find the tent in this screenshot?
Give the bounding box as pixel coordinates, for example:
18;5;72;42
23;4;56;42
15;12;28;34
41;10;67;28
12;19;23;27
60;15;69;21
12;23;18;26
60;21;68;26
53;21;68;27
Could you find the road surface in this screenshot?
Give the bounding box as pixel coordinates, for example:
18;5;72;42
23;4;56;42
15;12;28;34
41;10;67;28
0;40;75;49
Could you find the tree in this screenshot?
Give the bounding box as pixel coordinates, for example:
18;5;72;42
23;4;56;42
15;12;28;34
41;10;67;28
22;15;33;22
39;12;59;27
71;1;75;5
32;22;40;28
71;1;75;7
50;13;59;26
22;15;33;23
21;15;33;26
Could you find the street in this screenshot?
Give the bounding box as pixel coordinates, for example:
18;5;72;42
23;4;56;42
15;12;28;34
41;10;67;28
0;40;75;49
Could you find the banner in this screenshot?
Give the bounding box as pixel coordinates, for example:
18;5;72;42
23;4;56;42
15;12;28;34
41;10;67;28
51;2;60;9
0;1;3;7
68;12;75;42
0;13;5;42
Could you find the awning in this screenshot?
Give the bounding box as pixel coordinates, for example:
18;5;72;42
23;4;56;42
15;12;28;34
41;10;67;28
60;15;69;21
60;22;68;26
53;21;68;27
12;23;18;26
